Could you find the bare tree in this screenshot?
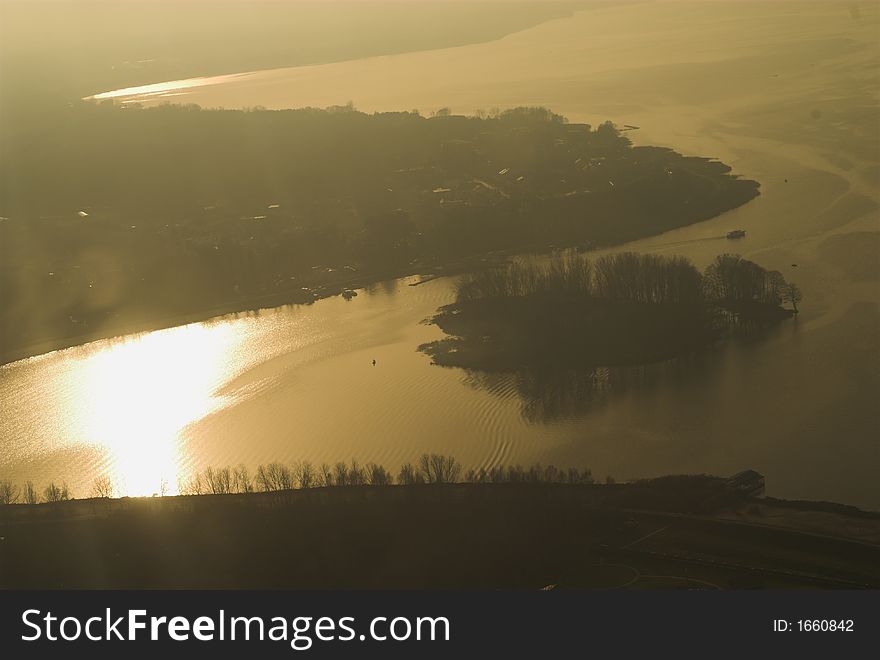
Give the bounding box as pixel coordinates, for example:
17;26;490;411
43;482;59;503
297;461;315;489
43;481;70;503
318;463;333;488
1;480;20;504
255;465;272;492
23;481;38;504
418;454;462;484
203;466;233;494
781;282;802;314
463;463;591;484
366;463;393;486
766;270;787;305
232;465;252;493
347;460;366;486
565;467;593;484
397;463;424;485
543;465;561;483
255;463;293;492
506;465;525;483
179;472;204;496
703;253;786;310
276;464;294;490
333;462;349;487
92;476;114;499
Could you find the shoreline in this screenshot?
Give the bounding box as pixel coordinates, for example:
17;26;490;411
81;1;612;105
0;251;473;367
1;149;760;367
0;229;671;367
0;249;508;367
8;479;877;524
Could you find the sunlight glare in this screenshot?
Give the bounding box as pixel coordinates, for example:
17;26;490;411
75;323;242;496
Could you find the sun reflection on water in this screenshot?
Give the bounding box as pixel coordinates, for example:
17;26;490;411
85;73;248;102
72;322;243;496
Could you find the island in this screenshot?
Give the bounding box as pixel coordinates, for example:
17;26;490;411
0;104;759;363
419;252;801;408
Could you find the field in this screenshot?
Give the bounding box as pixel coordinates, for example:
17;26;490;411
2;483;878;589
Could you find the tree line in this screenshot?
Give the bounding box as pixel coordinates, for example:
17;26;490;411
422;250;800;374
0;454;606;503
456;251;800;321
0;480;70;505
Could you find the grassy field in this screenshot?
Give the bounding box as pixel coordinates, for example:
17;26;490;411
2;482;877;589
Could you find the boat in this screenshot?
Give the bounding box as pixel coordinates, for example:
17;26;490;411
726;229;747;239
408;275;441;287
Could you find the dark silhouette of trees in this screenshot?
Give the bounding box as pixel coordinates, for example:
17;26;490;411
255;463;293;492
703;253;782;306
366;463;394;486
233;465;253;493
419;454;462;484
781;282;802;314
593;252;703;305
91;476;114;499
326;460;368;487
43;481;70;503
8;455;611;507
464;464;594;484
204;466;234;494
497;106;566;125
347;460;367;487
457;251;703;306
318;463;334;488
333;462;350;487
703;253;798;324
23;481;38;505
179;473;204;496
397;463;425;485
424;251;799;374
0;480;20;504
297;462;316;489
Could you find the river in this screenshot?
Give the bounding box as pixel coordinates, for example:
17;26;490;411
2;1;878;507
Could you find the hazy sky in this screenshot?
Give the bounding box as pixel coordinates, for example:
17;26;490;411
2;0;599;101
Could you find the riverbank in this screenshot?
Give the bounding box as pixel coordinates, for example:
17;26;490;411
2;479;877;589
0;207;746;367
0;241;518;366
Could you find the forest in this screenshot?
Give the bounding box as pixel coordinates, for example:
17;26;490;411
420;252;800;373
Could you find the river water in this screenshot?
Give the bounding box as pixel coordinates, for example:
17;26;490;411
2;1;878;507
